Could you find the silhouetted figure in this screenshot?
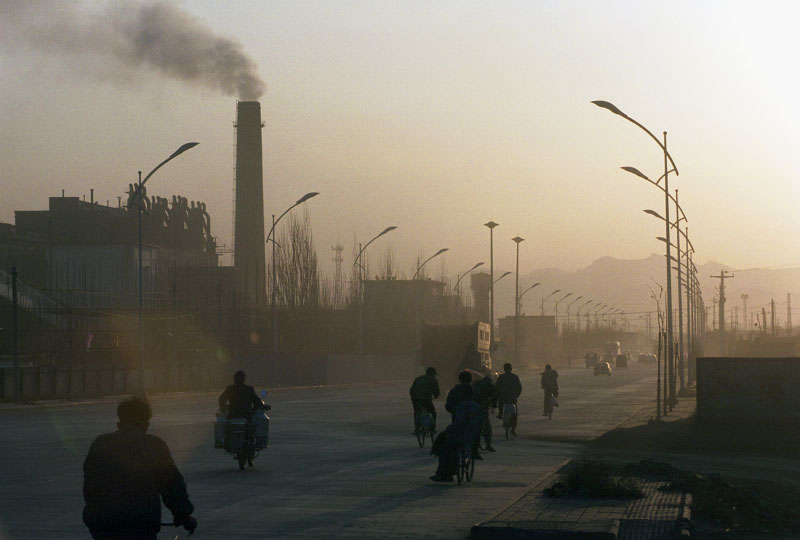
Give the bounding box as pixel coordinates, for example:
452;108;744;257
445;370;483;460
430;384;483;482
540;364;559;416
473;373;497;451
445;370;474;421
409;366;440;432
83;397;196;540
495;362;522;435
218;370;264;419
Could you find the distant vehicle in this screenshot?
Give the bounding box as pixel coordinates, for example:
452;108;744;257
615;354;628;368
594;361;612;376
637;353;657;364
584;352;598;369
603;341;621;368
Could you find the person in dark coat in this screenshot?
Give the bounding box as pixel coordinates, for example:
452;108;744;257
540;364;559;416
445;370;474;421
459;343;482;372
430;384;484;482
473;374;497;452
409;366;440;432
495;362;522;435
218;370;264;419
83;397;196;540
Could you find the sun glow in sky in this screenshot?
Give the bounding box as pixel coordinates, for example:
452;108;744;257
1;0;799;280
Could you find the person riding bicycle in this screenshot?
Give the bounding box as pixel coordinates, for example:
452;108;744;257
430;384;483;482
218;370;265;420
473;373;497;452
410;366;440;433
445;369;475;421
540;364;559;416
494;362;522;436
83;397;197;540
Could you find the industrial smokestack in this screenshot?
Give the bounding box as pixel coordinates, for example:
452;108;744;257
234;101;266;306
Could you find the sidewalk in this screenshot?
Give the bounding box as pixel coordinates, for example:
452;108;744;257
471;468;691;540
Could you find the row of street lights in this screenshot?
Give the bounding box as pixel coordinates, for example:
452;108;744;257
593;100;706;417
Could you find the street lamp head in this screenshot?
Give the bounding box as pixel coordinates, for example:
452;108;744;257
379;225;398;237
296;192;319;205
494;271;512;284
591;100;627;118
171;142;200;159
644;209;664;220
621;166;650;182
484;221;499;229
512;236;524;244
435;248;449;256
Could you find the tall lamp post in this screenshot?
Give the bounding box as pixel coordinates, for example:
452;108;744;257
485;221;499;343
353;226;398;354
593;100;679;408
512;237;524;364
267;192;319;353
134;142;199;398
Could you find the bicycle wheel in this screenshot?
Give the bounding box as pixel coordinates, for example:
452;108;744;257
457;450;465;485
417;428;426;448
504;419;510;440
467;456;475;482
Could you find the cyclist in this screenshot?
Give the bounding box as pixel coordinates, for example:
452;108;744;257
430;384;483;482
409;367;440;433
495;363;522;436
540;364;559;416
445;370;484;460
83;397;197;540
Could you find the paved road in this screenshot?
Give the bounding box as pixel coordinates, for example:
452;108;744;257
0;364;657;539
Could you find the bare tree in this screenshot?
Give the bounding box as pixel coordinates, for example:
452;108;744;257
274;209;319;309
380;245;396;279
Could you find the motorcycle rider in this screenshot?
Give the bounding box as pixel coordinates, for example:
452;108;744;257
495;362;522;436
218;370;264;420
218;371;265;465
409;366;440;433
83;397;197;540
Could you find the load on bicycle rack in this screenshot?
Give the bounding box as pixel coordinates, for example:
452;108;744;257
414;405;436;448
214;397;270;470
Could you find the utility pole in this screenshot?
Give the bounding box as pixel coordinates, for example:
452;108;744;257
762;308;767;335
711;270;734;355
771;298;776;336
741;293;748;337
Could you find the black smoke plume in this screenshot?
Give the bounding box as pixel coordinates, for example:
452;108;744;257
0;0;266;100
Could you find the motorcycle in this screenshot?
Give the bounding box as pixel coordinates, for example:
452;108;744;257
215;390;271;470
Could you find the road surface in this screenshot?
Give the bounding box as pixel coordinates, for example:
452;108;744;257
0;364;657;539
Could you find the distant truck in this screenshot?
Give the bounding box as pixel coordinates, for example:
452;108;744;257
421;321;491;389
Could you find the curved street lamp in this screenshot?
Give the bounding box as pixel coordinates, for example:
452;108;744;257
566;295;583;332
512;237;524;364
413;248;449;279
134;142;199;398
353;225;398;354
541;289;561;317
518;282;540;315
454;261;485;295
268;192;320;353
578;299;593;332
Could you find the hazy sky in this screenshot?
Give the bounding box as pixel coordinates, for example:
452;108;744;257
2;0;799;281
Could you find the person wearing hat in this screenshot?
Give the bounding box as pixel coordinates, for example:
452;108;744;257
409;367;440;433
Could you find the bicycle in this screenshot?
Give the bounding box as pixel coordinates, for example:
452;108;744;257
502;403;517;440
414;404;436;448
456;444;475;485
544;392;558;420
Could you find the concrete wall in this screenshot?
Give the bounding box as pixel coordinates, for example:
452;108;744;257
696;357;800;425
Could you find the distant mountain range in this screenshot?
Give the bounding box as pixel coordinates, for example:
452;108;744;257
482;254;800;325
